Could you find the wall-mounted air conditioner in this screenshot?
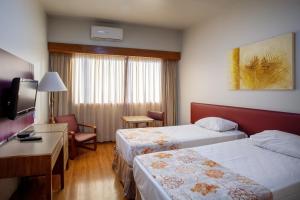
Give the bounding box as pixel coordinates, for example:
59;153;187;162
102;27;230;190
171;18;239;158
91;25;123;40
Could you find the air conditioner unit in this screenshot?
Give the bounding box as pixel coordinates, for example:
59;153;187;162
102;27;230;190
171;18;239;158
91;26;123;40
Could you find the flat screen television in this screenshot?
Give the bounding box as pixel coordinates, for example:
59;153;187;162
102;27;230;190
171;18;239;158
7;78;38;120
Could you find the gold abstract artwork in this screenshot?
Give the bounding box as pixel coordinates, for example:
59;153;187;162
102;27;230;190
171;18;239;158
230;33;294;90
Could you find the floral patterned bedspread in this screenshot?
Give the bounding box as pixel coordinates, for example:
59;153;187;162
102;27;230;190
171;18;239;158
137;148;273;200
118;128;179;159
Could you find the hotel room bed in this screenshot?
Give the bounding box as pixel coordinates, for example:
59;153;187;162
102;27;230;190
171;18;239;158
116;125;246;166
133;138;300;200
132;103;300;200
113;125;246;198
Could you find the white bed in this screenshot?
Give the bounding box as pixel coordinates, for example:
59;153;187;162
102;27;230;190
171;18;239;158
133;138;300;200
116;124;246;166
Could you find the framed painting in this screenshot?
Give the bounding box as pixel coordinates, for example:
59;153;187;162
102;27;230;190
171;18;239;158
230;33;295;90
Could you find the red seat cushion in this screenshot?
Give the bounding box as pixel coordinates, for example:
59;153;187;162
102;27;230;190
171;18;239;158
74;133;96;142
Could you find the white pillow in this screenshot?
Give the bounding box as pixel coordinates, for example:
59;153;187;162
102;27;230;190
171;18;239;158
195;117;238;132
250;130;300;159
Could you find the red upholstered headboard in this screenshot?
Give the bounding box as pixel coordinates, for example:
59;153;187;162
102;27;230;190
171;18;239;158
191;102;300;136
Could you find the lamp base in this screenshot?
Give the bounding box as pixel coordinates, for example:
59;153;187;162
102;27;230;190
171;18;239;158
49;92;55;124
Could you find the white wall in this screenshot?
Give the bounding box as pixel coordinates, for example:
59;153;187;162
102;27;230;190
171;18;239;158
179;0;300;124
47;15;182;51
0;0;48;199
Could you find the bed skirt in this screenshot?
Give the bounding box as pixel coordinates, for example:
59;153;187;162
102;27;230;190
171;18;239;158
112;148;136;199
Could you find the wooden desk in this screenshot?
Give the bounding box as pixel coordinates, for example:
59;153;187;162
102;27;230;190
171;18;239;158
26;123;68;170
122;116;154;128
0;132;64;200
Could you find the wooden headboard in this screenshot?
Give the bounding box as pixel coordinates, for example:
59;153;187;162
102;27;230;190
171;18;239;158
191;102;300;136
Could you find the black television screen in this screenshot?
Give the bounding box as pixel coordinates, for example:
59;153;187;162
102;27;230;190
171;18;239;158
7;78;38;119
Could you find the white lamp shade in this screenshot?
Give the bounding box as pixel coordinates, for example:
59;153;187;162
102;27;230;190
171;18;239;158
38;72;67;92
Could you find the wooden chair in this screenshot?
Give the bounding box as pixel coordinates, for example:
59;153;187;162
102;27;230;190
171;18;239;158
147;111;165;127
54;114;97;159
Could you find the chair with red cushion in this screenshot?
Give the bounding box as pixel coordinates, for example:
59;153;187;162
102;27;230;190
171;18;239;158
147;111;165;127
54;114;97;159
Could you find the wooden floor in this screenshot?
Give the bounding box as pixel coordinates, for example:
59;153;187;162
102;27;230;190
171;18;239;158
53;142;126;200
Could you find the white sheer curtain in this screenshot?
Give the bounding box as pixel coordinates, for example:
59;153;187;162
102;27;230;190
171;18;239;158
69;53;162;142
126;56;161;103
124;56;162;116
71;53;126;142
72;54;125;104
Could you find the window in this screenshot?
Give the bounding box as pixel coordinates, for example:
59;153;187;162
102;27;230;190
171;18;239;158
73;54;126;104
127;57;162;103
72;53;162;104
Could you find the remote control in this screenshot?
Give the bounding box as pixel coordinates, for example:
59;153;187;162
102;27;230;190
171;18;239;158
20;136;42;142
17;131;34;138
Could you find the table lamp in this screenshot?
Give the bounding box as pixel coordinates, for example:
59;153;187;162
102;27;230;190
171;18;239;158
38;72;67;123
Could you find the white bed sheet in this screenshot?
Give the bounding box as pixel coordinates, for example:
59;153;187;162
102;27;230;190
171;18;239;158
134;138;300;200
116;125;246;166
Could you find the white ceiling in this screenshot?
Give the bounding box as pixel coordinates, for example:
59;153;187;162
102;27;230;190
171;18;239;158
40;0;240;29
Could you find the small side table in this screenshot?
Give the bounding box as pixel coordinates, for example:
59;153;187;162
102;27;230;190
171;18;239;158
122;116;154;128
